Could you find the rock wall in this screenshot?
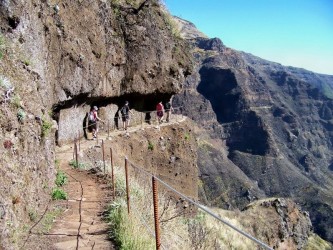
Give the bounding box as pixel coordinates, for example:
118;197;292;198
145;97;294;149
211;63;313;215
96;120;199;199
243;198;312;250
0;1;192;248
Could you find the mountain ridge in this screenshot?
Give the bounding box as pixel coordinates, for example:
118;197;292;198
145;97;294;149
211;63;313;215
173;16;333;243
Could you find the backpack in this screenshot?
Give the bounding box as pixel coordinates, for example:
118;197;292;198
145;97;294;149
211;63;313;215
88;111;95;122
156;103;163;111
121;106;127;116
165;102;171;110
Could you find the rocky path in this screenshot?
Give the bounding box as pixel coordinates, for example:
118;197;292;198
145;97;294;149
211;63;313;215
24;138;114;250
50;144;113;250
23;115;186;249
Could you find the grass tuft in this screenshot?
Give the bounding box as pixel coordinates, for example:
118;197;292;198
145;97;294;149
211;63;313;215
0;75;12;90
41;118;52;137
55;171;67;187
28;210;38;222
106;168;155;249
0;33;5;60
51;188;67;200
69;159;88;169
17;108;25;122
148;141;154;151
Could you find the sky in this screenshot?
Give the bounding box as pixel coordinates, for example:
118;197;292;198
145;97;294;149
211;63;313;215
163;0;333;75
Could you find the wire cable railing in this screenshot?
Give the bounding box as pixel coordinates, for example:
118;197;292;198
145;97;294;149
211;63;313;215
125;159;273;250
72;115;274;250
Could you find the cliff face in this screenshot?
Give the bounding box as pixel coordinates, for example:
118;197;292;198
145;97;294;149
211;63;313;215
0;1;192;248
173;17;333;243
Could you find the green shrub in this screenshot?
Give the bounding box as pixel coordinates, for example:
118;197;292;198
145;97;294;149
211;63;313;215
106;199;155;249
55;171;67;187
11;94;21;108
28;210;38;222
51;188;67;200
69;159;87;169
148;141;154;151
41;118;52;137
0;75;12;90
41;207;63;233
17;108;26;122
23;59;31;66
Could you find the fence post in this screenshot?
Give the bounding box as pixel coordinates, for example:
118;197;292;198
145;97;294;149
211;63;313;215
152;176;161;250
73;137;75;160
78;130;81;152
75;140;79;167
176;108;178;123
110;148;115;200
156;111;158;125
107;120;110;138
124;157;130;214
102;140;105;174
141;112;143;129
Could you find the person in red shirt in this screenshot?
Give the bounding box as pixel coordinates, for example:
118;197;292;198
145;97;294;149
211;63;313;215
156;101;164;124
88;106;103;139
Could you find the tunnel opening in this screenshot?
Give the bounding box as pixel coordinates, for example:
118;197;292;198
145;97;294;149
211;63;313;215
52;91;175;145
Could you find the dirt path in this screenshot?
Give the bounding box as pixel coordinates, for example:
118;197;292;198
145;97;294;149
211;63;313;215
24;115;186;249
23;139;114;250
50;145;113;250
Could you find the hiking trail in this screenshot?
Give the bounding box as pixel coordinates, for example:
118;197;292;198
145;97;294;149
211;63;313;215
24;115;186;249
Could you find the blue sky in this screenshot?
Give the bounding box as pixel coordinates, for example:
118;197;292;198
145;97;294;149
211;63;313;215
164;0;333;75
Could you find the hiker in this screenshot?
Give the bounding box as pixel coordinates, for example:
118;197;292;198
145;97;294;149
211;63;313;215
165;100;174;122
87;106;103;139
120;101;133;130
114;109;120;130
156;101;164;124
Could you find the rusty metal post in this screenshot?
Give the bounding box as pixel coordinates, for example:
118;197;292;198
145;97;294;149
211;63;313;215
141;112;143;129
78;130;81;152
124;157;130;214
107;120;110;138
176;108;179;122
73;137;75;160
156;111;158;125
110;148;115;199
75;140;78;167
152;176;161;250
102;140;105;174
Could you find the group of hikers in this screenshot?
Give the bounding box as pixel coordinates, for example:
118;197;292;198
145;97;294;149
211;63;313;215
86;100;174;139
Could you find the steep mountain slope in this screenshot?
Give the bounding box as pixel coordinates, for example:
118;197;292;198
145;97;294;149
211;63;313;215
173;17;333;243
0;1;192;248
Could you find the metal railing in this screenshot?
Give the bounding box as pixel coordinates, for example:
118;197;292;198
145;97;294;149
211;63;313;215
71;132;273;250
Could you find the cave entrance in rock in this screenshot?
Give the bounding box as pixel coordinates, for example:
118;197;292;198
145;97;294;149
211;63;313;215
52;92;175;145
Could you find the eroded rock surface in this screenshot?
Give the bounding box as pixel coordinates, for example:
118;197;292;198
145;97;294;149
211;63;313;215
173;16;333;243
243;198;312;250
0;1;192;248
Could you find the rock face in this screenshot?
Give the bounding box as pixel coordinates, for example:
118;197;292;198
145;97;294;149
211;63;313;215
0;1;192;248
243;198;312;250
1;0;192;142
99;120;198;199
173;17;333;243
